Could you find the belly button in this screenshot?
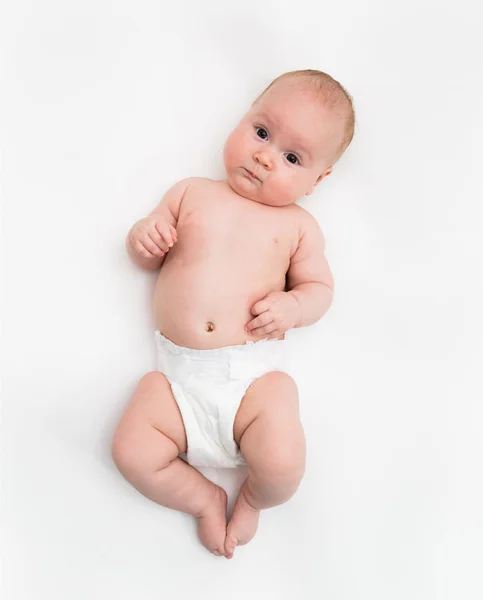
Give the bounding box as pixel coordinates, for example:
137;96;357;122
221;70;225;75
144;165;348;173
205;322;215;332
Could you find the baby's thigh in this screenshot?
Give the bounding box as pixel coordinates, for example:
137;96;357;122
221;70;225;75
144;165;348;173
112;372;187;472
233;371;305;471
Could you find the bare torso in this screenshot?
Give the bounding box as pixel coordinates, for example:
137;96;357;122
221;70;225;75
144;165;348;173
154;178;305;349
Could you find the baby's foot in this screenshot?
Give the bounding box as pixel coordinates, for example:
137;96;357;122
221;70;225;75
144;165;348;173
197;484;228;557
224;487;260;559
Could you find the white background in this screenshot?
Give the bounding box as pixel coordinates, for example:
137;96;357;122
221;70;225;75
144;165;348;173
1;1;482;598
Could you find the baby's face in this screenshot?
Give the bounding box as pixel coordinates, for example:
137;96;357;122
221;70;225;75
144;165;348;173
223;81;344;206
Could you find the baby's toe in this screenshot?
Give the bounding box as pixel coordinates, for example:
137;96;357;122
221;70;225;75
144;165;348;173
224;534;238;559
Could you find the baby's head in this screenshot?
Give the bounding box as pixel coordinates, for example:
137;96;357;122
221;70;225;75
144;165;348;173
223;69;355;206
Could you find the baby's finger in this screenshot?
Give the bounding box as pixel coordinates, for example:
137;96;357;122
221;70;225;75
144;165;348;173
134;240;157;258
147;229;170;253
142;234;165;257
155;221;174;247
251;322;278;336
246;313;273;333
251;299;270;316
169;224;178;243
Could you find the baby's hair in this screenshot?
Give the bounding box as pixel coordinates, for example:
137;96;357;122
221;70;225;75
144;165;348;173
253;69;356;164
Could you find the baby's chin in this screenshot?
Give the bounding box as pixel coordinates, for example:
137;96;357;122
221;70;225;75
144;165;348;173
225;170;297;206
224;170;258;201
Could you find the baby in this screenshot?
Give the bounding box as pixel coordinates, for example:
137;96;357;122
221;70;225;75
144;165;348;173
112;69;355;559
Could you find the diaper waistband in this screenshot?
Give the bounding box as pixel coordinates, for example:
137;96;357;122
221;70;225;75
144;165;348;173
154;330;288;381
155;330;285;359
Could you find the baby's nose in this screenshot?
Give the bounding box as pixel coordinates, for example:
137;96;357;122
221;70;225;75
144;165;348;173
254;150;273;169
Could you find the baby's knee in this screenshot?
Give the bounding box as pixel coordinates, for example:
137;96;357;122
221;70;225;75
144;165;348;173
111;422;151;482
111;429;139;480
262;371;299;403
257;442;306;500
112;430;168;486
268;443;305;480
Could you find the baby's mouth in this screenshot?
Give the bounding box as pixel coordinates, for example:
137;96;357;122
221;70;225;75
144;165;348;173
243;167;260;182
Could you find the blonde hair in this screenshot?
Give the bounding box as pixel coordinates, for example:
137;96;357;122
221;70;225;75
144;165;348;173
253;69;356;164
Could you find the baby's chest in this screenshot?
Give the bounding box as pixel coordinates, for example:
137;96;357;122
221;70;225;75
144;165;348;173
179;202;296;259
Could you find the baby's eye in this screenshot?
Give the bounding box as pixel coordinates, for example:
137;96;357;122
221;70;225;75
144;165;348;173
285;153;299;165
256;127;268;140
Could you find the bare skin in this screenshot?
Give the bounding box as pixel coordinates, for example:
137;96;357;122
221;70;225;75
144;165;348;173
111;372;230;556
113;78;346;558
153;177;300;349
112;368;305;558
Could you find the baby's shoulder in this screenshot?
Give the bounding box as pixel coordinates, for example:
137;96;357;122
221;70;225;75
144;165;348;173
175;176;221;198
174;176;212;191
174;177;225;216
288;204;321;233
285;205;326;257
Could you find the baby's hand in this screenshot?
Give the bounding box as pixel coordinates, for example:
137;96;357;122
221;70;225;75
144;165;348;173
245;291;302;339
129;215;177;258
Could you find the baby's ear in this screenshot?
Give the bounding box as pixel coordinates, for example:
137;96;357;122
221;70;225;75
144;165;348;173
306;168;333;195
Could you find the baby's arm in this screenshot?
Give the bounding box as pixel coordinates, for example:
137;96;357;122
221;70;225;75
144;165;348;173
285;213;335;327
126;178;194;271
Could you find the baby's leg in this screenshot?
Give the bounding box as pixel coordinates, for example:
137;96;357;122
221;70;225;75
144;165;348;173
111;372;228;556
226;371;306;559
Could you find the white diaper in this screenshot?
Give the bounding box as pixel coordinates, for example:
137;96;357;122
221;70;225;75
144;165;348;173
154;330;289;468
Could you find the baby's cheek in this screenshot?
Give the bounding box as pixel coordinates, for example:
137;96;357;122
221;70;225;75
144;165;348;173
223;135;237;165
272;178;295;206
224;128;244;160
222;140;233;165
